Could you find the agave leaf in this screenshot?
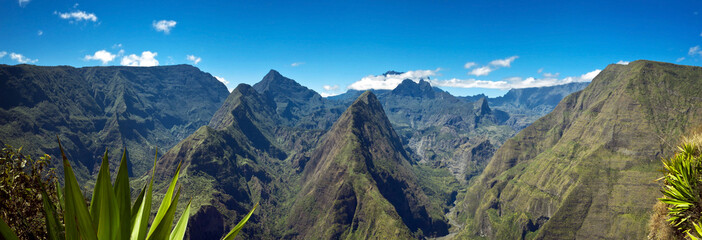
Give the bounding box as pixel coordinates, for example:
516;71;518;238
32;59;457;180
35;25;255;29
0;217;20;240
131;150;158;240
222;202;258;240
148;188;181;240
91;149;120;239
169;200;191;240
147;162;182;239
114;149;132;240
55;181;65;213
58;137;98;240
131;185;146;224
41;182;64;240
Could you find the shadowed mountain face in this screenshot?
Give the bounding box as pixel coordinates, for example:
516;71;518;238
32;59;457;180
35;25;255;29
287;91;449;239
456;60;702;239
0;64;229;180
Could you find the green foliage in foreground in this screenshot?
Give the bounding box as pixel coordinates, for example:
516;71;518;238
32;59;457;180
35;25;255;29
0;138;256;240
0;145;61;239
654;134;702;239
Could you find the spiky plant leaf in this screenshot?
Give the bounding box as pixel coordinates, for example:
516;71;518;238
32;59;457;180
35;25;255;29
90;150;120;239
147;162;182;239
131;150;158;240
169;200;191;240
58;137;98;240
148;188;181;240
0;217;20;240
41;182;64;240
114;149;132;240
221;202;258;240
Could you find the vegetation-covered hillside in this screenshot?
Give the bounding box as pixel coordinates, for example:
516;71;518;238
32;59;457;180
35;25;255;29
455;60;702;239
0;64;229;181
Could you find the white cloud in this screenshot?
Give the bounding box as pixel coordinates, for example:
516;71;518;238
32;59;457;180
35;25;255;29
56;10;98;22
677;57;686;62
616;60;630;65
689;45;701;56
121;51;159;66
469;66;494;76
37;30;43;36
348;69;440;90
323;85;339;91
320;92;343;97
467;56;519;77
489;56;518;67
537;68;543;73
291;62;305;67
464;62;476;69
186;55;201;65
431;69;601;90
153;20;177;34
84;50;116;65
543;72;560;78
18;0;29;7
10;53;38;64
112;43;122;49
0;51;6;58
214;76;229;85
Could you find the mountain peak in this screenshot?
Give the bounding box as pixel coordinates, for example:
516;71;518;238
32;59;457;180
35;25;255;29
288;90;448;238
474;96;491;115
391;78;436;98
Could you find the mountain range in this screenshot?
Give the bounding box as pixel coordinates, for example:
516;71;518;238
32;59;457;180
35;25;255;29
0;64;229;181
1;62;634;239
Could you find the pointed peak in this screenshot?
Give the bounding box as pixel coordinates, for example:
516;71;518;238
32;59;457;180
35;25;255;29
348;91;383;113
474;97;491;115
253;69;303;93
265;69;282;78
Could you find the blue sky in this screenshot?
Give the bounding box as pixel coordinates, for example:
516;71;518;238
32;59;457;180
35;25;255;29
2;0;701;97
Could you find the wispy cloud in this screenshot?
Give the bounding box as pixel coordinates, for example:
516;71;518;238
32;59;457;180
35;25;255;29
616;60;630;65
0;51;7;58
186;55;201;65
348;69;440;90
432;69;600;90
153;20;177;34
55;10;98;22
84;50;117;65
291;62;305;67
112;43;122;49
121;51;159;66
677;57;686;62
323;85;339;91
464;62;476;69
468;56;519;76
18;0;30;7
469;66;494;76
10;53;38;64
489;56;518;67
37;30;43;36
689;45;701;56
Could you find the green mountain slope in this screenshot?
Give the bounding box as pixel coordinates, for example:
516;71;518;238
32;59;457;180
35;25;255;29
0;64;229;180
455;60;702;239
286;91;449;239
153;72;341;239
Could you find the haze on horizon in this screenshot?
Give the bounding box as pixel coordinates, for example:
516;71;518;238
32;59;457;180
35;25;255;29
1;0;700;97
